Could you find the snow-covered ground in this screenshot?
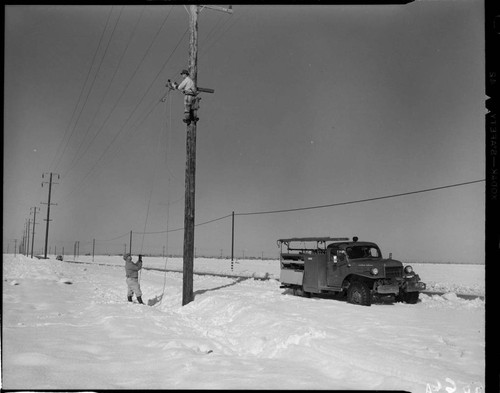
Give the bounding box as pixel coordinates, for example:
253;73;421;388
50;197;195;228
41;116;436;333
2;254;485;391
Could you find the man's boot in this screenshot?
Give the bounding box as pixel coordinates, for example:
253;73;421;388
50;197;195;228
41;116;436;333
137;296;144;304
127;295;133;302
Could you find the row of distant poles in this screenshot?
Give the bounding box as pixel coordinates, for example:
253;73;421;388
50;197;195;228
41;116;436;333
179;5;233;306
20;172;59;260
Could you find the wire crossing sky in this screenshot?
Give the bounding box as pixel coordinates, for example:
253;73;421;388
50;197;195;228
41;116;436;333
4;3;485;262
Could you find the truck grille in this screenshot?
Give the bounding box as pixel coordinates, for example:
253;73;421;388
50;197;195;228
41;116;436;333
385;266;403;278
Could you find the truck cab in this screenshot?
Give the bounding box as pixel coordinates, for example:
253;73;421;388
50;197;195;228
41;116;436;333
278;236;426;306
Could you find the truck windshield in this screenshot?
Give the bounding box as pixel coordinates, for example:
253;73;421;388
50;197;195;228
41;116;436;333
345;246;380;259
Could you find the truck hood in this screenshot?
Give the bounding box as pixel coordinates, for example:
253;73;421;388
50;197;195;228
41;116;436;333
351;258;403;267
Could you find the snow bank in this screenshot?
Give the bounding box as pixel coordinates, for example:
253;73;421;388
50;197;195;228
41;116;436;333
2;254;485;391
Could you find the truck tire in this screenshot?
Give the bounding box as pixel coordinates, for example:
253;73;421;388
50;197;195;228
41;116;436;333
347;281;371;306
292;287;311;298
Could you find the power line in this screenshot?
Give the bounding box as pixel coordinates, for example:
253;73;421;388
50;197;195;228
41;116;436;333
54;7;122;173
57;14;186;205
63;6;170;180
114;179;486;240
49;6;114;173
64;6;144;178
51;178;485;252
236;179;486;216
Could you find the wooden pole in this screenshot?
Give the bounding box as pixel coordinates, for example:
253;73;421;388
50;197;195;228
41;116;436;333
231;211;235;262
180;4;231;306
43;173;52;259
182;5;199;306
30;208;38;258
42;173;58;259
26;219;31;258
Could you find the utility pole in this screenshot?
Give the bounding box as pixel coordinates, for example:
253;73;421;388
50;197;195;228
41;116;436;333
180;4;232;306
22;221;26;256
26;219;31;257
30;207;40;259
231;211;235;262
41;172;59;259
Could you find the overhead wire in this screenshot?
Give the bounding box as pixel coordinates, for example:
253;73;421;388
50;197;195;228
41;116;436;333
64;6;146;178
130;179;486;237
57;11;187;206
54;6;123;173
56;5;231;213
49;6;115;173
61;6;173;181
63;26;185;201
235;179;486;216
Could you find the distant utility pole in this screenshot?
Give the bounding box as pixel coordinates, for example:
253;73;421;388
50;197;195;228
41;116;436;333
181;4;233;306
41;172;59;259
22;221;26;256
231;211;235;262
30;207;40;259
26;219;31;257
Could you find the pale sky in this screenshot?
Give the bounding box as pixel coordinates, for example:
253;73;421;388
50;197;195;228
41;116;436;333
3;2;485;262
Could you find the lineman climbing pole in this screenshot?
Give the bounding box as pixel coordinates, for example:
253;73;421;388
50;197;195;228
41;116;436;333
178;5;233;306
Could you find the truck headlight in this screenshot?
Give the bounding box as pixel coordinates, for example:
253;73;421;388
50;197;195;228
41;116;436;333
370;267;379;276
404;265;413;274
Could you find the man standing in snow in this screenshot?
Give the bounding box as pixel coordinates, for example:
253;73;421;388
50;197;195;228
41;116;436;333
124;253;143;304
168;69;198;124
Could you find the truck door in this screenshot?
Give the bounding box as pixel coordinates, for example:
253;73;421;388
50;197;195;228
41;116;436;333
326;249;347;289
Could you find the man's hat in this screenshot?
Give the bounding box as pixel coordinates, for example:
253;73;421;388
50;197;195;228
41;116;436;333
180;69;189;75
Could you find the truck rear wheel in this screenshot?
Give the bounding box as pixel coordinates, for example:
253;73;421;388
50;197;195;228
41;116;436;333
347;281;371;306
292;287;311;297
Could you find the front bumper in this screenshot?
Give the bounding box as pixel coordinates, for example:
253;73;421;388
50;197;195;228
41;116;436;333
376;284;400;295
375;279;426;295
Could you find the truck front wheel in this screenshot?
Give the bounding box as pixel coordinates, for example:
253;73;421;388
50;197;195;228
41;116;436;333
347;281;371;306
